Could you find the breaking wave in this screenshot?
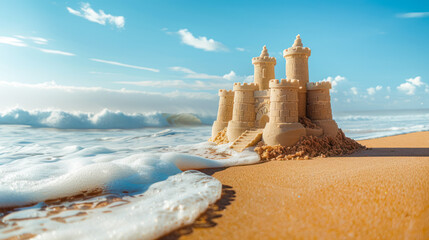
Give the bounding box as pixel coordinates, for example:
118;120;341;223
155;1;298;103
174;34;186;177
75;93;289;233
0;108;216;129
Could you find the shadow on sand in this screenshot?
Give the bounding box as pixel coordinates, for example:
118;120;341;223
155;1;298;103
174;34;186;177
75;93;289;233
159;183;235;240
347;148;429;157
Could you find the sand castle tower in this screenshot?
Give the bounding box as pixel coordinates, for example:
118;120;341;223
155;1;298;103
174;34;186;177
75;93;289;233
226;83;258;141
262;79;306;146
252;46;276;90
306;82;339;137
283;35;311;118
211;89;235;138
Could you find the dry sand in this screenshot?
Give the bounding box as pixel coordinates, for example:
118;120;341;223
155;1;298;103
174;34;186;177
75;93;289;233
179;131;429;239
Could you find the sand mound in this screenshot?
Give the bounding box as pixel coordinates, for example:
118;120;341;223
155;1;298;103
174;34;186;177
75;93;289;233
255;129;365;161
299;116;320;129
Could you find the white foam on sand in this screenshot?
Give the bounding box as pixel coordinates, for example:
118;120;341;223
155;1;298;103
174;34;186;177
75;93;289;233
4;171;222;240
0;126;260;239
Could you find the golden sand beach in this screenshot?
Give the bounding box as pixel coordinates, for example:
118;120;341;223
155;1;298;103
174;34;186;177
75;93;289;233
173;131;429;239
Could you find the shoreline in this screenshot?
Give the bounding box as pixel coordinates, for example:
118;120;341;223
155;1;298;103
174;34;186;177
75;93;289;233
164;131;429;239
345;130;429;141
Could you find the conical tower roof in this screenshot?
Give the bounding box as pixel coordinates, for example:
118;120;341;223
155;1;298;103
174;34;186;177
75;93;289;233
283;34;311;57
252;45;276;64
260;45;269;57
292;34;303;47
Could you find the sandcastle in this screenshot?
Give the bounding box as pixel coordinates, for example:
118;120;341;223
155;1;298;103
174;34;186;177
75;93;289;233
211;35;339;152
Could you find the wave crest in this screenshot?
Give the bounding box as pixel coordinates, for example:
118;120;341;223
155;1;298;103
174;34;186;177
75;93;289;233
0;108;215;129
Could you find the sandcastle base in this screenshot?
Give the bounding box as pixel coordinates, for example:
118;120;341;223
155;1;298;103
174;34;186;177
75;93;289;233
262;122;306;147
212;120;228;138
314;119;339;137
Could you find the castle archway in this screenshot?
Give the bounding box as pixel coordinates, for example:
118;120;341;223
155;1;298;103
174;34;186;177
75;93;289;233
255;102;270;129
258;115;269;128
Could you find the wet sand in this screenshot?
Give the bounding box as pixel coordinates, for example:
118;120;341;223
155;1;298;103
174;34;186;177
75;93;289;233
183;131;429;239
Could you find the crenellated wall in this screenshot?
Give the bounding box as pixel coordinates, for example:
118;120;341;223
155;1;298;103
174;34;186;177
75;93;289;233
306;82;332;120
267;79;300;123
306;81;338;137
226;83;258;141
211;89;235;138
263;79;306;146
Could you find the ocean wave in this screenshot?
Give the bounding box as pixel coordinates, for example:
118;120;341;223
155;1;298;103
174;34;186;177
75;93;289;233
343;124;429;140
0;108;216;129
335;112;429;122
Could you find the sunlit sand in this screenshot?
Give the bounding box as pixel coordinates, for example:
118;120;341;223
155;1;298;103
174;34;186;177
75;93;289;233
173;131;429;239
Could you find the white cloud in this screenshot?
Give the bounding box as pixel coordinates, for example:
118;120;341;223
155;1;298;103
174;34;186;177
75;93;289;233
236;47;245;52
244;75;254;83
0;81;217;114
38;48;75;56
169;67;253;88
117;80;232;91
222;71;236;81
67;3;125;28
90;58;159;72
406;76;424;86
169;66;194;74
177;29;227;51
170;66;226;80
397;76;426;95
350;87;358;95
0;36;27;47
385;95;390;99
367;87;376;95
397;12;429;18
161;27;173;35
321;75;346;92
1;35;75;57
387;86;391;92
397;82;416;95
367;85;382;95
15;35;48;45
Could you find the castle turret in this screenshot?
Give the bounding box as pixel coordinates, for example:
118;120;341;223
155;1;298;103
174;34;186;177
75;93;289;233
252;46;276;91
283;35;311;118
211;89;235;138
307;81;338;137
262;79;306;146
226;83;258;141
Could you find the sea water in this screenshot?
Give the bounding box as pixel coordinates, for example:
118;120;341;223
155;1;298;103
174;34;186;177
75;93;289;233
0;122;259;239
0;108;428;239
335;108;429;140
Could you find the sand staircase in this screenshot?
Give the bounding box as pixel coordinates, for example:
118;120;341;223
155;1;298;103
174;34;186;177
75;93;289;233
230;128;264;152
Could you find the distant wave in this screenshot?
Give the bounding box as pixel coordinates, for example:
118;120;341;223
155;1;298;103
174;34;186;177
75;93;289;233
0;108;216;129
335;109;429;140
335;113;429;122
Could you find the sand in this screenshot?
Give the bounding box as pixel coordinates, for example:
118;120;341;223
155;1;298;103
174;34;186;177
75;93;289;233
176;131;429;239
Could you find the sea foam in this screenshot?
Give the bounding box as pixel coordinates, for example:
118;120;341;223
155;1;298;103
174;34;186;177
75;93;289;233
0;125;259;239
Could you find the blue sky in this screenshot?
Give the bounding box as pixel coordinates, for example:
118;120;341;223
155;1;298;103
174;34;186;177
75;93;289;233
0;0;428;114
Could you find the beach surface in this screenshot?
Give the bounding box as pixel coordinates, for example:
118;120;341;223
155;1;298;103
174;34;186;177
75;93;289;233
181;131;429;239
